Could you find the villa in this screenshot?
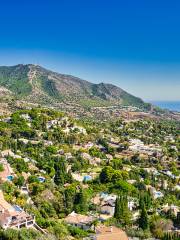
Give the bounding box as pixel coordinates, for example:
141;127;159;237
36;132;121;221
129;138;162;156
0;150;21;159
146;185;164;199
0;190;35;229
0;158;14;182
162;204;180;217
64;211;95;230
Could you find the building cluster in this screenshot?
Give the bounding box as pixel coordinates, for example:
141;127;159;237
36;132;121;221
65;212;129;240
0;190;35;229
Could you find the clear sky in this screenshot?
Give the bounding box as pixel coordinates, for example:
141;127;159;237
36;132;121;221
0;0;180;101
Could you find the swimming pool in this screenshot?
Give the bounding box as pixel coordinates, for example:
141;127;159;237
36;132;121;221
38;176;45;183
7;175;14;181
13;205;23;212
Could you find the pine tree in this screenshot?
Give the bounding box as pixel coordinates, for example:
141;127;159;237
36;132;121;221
54;157;66;185
114;194;131;226
65;186;76;214
74;188;88;213
139;191;152;210
114;196;121;219
139;203;148;230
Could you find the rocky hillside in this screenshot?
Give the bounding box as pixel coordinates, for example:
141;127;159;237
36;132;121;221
0;64;149;110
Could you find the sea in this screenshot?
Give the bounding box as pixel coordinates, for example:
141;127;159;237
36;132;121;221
150;101;180;112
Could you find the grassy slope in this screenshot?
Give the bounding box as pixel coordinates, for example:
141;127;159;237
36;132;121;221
0;65;32;96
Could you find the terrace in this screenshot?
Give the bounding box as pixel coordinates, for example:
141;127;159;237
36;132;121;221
0;191;35;229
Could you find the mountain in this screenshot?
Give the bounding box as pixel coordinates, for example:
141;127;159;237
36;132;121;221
0;64;149;111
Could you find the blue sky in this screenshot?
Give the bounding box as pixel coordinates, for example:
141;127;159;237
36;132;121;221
0;0;180;101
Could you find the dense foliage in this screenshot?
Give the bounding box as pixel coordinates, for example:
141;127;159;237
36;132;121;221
0;108;179;239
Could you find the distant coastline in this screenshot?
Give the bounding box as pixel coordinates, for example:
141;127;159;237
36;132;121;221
150;101;180;112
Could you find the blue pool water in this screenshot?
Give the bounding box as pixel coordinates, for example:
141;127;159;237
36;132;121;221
38;176;45;183
7;175;14;181
83;175;92;182
13;205;23;212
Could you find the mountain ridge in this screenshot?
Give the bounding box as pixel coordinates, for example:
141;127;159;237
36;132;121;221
0;64;150;112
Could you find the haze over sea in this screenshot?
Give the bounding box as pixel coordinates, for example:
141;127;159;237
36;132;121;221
151;101;180;112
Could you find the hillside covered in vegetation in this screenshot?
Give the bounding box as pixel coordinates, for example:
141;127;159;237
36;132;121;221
0;64;150;110
0;108;179;239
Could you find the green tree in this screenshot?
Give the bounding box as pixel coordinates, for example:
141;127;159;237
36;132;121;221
54;157;66;185
48;222;69;240
0;163;4;172
0;228;19;240
13;176;25;188
114;194;131;226
139;191;152;210
99;166;114;183
29;182;44;195
74;188;88;214
139;204;148;230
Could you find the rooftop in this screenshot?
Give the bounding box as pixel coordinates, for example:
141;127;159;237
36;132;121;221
95;225;128;240
65;212;94;224
65;212;94;225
